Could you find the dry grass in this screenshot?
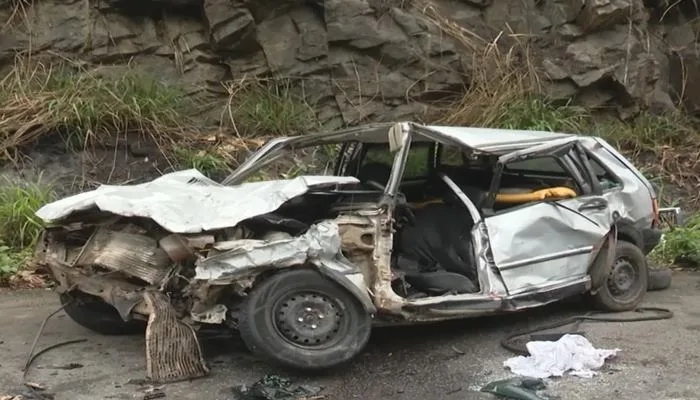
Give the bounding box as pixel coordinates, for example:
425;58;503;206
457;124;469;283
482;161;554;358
0;56;195;161
417;3;542;127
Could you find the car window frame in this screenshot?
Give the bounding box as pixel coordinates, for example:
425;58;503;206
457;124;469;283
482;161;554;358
582;147;624;193
483;141;599;215
358;141;435;182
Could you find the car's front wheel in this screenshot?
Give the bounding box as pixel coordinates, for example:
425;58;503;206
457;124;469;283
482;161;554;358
591;240;648;312
239;269;372;370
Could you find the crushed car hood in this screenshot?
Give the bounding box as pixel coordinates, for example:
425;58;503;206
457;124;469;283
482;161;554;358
35;169;360;233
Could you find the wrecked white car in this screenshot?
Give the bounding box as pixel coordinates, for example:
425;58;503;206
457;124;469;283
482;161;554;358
33;122;654;380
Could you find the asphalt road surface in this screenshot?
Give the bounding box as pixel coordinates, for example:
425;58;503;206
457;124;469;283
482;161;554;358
1;272;699;400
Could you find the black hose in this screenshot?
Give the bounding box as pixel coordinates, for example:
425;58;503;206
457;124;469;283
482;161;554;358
501;307;674;356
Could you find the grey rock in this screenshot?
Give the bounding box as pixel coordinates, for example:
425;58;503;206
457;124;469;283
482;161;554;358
557;23;584;40
391;7;430;36
164;13;210;52
542;59;569;80
648;87;677;115
89;12;161;61
665;17;697;49
226;50;269;78
612;52;659;106
257;14;302;74
291;7;329;61
571;65;618;87
669;46;700;116
576;0;632;32
1;0;695;131
543;80;579;101
565;25;632;70
576;85;616;108
460;0;492;8
541;0;584;26
325;0;407;48
29;0;90;52
204;0;256;51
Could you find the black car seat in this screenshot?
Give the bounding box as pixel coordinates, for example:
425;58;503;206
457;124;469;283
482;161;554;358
394;203;479;294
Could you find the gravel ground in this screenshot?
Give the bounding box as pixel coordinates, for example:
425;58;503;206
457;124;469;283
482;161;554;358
1;271;698;400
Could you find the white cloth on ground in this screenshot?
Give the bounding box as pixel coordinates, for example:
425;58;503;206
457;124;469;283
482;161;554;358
503;334;620;379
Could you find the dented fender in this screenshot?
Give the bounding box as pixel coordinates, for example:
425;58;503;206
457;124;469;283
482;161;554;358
312;259;376;314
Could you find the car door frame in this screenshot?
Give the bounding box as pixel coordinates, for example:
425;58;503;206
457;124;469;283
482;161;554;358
481;138;618;296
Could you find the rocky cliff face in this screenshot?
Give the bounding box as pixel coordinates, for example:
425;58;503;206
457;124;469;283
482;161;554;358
1;0;699;128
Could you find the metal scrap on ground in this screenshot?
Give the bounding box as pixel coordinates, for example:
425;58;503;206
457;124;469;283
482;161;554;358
233;375;324;400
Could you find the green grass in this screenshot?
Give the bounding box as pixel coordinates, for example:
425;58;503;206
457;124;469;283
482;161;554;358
491;98;590;133
173;146;232;178
223;79;318;137
0;177;54;283
652;213;700;269
0;246;31;285
0;60;192;159
595;112;696;154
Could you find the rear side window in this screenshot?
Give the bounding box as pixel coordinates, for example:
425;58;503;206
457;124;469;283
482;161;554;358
439;146;464;167
504;157;566;174
588;155;621;190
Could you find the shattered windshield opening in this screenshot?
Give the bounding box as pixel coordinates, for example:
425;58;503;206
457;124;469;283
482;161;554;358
222;141;347;185
243;143;341;182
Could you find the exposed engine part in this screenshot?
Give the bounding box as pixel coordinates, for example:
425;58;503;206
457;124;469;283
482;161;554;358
159;234;194;262
76;228;172;285
191;304;228;324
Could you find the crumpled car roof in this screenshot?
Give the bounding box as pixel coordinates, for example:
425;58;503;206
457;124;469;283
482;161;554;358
35;169;359;233
261;122;572;152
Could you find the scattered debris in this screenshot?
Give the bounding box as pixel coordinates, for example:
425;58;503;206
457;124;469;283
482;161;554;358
126;378;151;386
3;385;56;400
504;334;619;379
2;394;55;400
143;386;166;400
233;375;324;400
23;383;46;392
7;269;50;289
445;387;462;395
41;363;83;370
481;377;547;400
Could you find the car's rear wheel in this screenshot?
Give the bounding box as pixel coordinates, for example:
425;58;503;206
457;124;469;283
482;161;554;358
239;269;372;370
60;292;145;335
591;240;648;312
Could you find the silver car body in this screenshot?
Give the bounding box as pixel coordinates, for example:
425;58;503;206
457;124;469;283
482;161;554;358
35;122;658;324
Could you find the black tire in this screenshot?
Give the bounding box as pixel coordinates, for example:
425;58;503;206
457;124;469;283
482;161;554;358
591;240;648;312
239;269;372;370
648;268;672;291
60;292;145;335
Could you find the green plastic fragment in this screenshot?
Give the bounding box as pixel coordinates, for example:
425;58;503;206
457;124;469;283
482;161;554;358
480;377;548;400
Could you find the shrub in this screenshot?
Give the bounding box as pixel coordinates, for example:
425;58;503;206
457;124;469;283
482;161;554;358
0;177;54;284
0;177;54;249
652;213;700;269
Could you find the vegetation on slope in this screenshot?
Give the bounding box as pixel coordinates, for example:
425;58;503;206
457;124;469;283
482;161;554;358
1;20;700;285
0;177;54;284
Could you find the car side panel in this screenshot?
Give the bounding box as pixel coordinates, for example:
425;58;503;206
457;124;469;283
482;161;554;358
581;137;655;231
484;201;610;295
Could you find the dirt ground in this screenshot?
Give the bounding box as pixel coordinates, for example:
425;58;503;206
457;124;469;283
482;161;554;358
1;272;699;400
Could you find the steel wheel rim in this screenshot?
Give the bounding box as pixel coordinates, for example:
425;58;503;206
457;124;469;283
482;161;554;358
607;257;639;299
272;290;346;349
